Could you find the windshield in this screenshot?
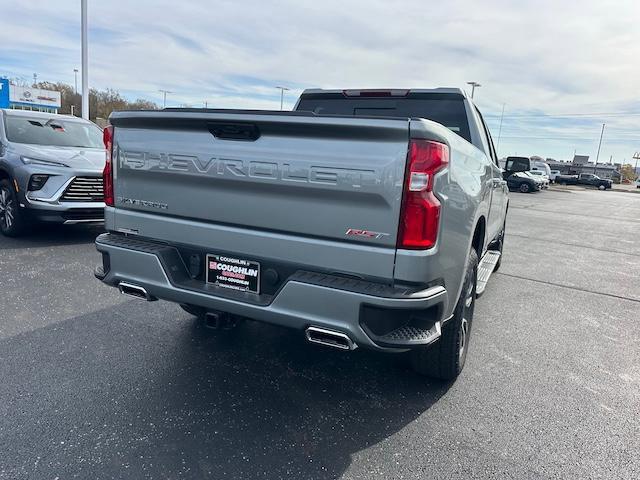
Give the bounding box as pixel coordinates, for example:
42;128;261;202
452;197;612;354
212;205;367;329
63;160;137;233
5;115;103;148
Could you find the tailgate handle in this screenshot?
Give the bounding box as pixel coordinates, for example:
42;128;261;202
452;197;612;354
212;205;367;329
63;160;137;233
208;122;260;141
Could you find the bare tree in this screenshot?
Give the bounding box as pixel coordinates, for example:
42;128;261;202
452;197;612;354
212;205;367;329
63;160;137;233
33;81;159;120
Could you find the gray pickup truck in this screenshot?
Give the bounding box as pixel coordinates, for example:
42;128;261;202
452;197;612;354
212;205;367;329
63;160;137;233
95;88;508;380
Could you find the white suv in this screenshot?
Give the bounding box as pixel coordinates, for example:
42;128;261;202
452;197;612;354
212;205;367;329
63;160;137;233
528;170;550;189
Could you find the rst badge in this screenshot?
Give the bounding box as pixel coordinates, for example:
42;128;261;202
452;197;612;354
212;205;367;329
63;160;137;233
345;228;390;240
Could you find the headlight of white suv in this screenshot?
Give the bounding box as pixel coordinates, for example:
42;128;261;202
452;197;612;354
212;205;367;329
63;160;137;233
21;156;69;167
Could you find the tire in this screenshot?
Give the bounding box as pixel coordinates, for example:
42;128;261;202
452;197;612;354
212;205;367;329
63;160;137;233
410;249;478;380
598;184;605;191
519;182;531;193
0;179;26;237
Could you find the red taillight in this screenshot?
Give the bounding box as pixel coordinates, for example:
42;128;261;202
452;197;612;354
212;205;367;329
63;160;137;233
398;139;449;249
102;125;114;207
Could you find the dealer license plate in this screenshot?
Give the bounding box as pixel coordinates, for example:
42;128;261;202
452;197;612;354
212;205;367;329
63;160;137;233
206;254;260;294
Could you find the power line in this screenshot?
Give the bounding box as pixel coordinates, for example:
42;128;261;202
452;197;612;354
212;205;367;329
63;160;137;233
484;111;640;118
498;136;637;140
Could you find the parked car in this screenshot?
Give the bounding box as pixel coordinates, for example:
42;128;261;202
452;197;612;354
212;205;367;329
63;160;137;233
555;173;612;190
506;172;541;193
0;109;106;236
95;87;509;381
635;178;640;189
527;170;550;188
549;169;561;183
503;156;551;178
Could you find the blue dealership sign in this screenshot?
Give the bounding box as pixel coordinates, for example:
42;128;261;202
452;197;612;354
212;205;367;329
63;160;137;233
0;79;9;108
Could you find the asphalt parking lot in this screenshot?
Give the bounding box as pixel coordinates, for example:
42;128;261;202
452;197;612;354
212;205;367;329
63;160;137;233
1;188;638;480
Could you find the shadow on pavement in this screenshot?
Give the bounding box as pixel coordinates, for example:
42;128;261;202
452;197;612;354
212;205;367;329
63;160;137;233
0;223;103;250
0;301;451;479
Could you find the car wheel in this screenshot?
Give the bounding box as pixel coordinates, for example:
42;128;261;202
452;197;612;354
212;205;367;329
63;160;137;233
598;184;606;190
519;183;531;193
410;249;478;380
0;179;26;237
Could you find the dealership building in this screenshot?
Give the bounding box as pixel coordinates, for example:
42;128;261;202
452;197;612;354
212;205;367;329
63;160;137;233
0;78;61;113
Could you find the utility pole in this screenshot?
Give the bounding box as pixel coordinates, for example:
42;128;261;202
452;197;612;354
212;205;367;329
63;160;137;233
633;152;640;179
275;86;290;110
594;123;605;174
33;73;38;87
81;0;89;120
466;81;481;99
158;89;173;108
496;103;506;155
73;69;78;94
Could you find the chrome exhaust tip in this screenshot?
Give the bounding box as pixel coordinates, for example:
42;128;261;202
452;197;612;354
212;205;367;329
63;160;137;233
305;326;357;351
118;282;154;301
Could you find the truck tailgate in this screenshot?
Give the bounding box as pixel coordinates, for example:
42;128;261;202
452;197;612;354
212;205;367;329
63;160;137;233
109;111;410;280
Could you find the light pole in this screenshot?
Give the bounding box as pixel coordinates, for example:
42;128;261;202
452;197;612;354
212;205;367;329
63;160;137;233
81;0;89;120
466;81;481;99
594;123;605;174
158;89;173;108
33;73;38;87
496;103;506;155
275;86;290;110
73;69;78;94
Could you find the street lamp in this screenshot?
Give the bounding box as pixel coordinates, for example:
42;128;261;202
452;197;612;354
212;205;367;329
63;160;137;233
275;86;290;110
594;123;605;174
81;0;89;119
158;89;173;108
466;81;481;99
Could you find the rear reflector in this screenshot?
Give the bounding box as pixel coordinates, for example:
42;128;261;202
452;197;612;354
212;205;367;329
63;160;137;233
398;140;449;249
102;125;114;207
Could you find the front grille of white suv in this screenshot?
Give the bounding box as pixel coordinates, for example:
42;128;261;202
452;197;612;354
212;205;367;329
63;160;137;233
61;177;104;202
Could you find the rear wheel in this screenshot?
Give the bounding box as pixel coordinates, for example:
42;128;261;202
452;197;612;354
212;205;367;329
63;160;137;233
410;249;478;380
519;182;531;193
0;179;26;237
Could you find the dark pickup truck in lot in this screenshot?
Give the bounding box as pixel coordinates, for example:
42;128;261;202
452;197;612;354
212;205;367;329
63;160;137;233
556;173;612;190
95;88;509;380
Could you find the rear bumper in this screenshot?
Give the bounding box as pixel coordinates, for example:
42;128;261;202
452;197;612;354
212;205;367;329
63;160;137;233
95;233;449;351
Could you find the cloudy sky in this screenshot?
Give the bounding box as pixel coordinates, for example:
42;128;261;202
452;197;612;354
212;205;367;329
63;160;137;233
1;0;639;163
